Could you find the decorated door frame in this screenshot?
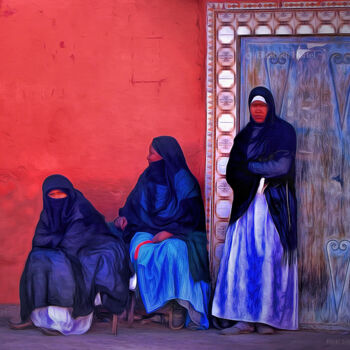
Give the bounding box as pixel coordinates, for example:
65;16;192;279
205;1;350;329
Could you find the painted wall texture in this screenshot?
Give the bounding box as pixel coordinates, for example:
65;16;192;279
0;0;207;303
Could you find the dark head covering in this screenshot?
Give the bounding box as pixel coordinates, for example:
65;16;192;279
248;86;275;125
152;136;191;174
226;86;297;257
40;175;76;236
33;174;110;254
119;136;209;282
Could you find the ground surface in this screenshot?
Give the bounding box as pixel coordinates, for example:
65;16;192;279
1;305;349;350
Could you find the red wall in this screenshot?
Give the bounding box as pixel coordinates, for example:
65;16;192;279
0;0;206;303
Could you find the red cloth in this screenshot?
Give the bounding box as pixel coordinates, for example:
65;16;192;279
134;240;153;260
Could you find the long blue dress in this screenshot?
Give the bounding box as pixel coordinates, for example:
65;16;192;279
118;136;210;329
212;190;298;329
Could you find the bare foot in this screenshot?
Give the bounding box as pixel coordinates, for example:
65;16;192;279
220;321;255;335
256;323;275;335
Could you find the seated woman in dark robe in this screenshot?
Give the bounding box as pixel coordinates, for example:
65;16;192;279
11;174;132;335
113;136;210;329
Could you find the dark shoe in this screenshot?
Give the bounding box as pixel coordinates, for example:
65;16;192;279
39;327;61;336
219;321;255;335
8;320;35;330
256;323;275;335
212;317;235;330
94;309;112;323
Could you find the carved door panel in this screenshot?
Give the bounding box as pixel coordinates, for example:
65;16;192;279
239;36;350;328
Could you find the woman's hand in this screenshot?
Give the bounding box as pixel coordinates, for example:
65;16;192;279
114;216;128;231
152;231;174;243
257;177;268;194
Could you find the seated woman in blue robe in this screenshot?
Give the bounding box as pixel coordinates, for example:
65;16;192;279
113;136;210;330
10;175;132;335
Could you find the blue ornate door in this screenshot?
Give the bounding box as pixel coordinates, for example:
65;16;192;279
240;36;350;328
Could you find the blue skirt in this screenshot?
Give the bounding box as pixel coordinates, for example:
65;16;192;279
212;193;298;330
130;232;210;329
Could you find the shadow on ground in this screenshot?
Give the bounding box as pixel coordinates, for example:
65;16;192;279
1;305;349;350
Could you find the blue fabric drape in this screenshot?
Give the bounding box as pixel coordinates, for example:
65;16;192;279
130;232;210;329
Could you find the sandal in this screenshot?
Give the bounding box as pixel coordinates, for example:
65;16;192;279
39;327;61;336
8;320;35;330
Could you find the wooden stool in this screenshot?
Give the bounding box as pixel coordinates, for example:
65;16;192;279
127;291;136;326
112;314;118;336
127;294;184;330
110;290;135;336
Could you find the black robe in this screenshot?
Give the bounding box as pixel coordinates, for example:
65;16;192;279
20;175;133;321
226;86;297;258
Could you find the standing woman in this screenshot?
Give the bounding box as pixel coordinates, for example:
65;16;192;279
114;136;210;330
11;175;132;335
212;86;298;334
